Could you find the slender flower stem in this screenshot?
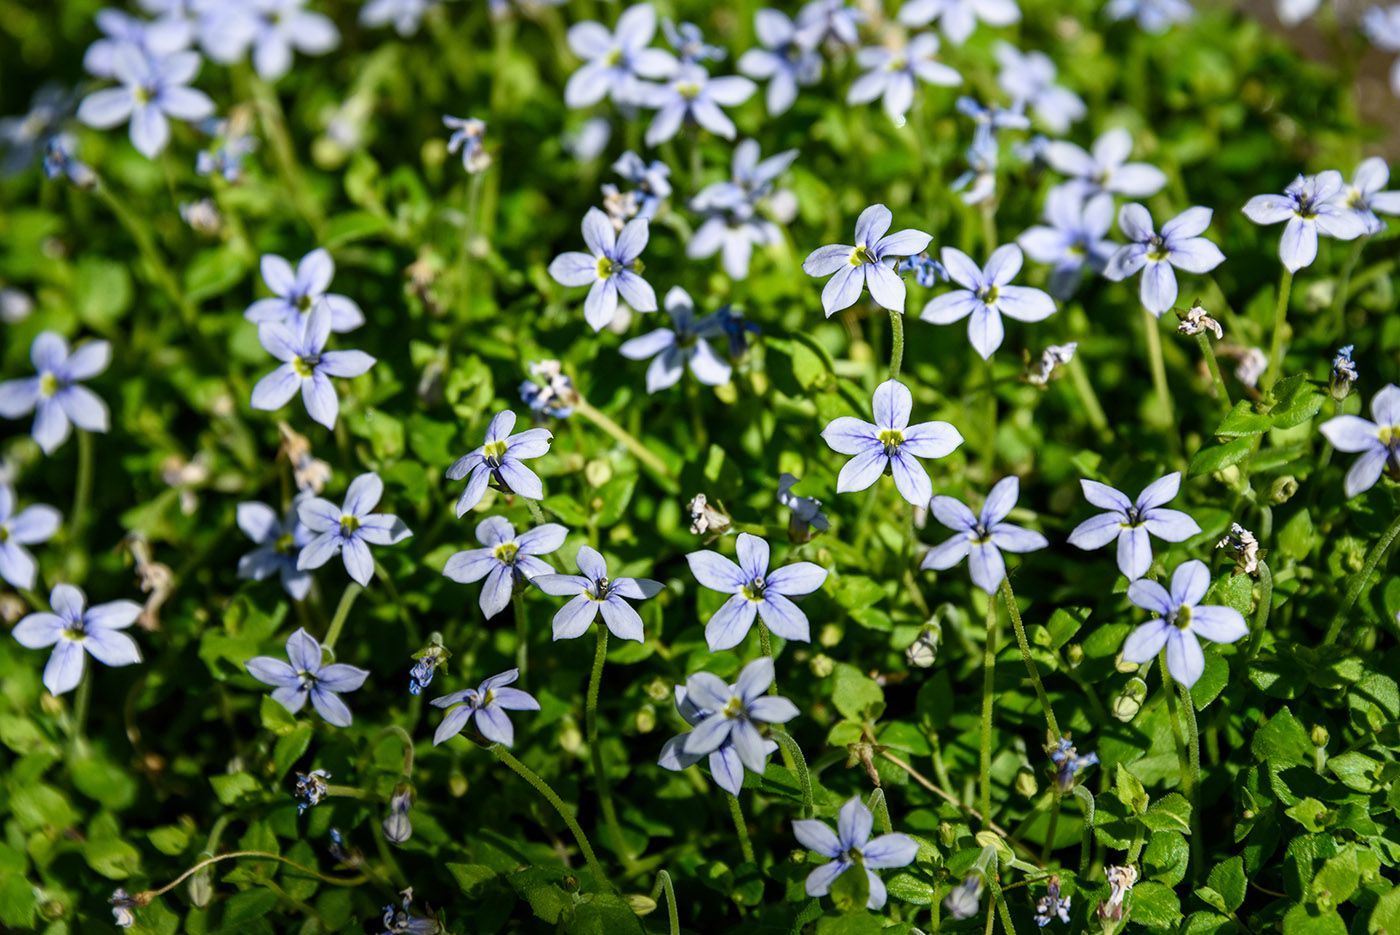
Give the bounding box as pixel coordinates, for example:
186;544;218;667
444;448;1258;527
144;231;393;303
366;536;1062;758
1066;355;1112;442
512;591;529;677
999;579;1059;744
649;870;679;935
322;582;364;653
771;728;813;818
980;202;998;253
247;74;324;237
490;744;607;884
70;429;95;560
887;307;905;381
757;621;779;696
573;398;678;493
1196;333;1231;411
726;793;756;865
587;627;632;868
1041;794;1062;864
1142;309;1178;449
1325;507;1400;645
983;358;999;478
1330;237;1367;338
70;666;92;751
92;179;196;327
1179;679;1203;882
524;497;547;525
979;595;1000;825
141;851;366;900
866;787;893;834
1245;561;1273;663
1264;268;1294;392
852;484;881;554
1159;651;1195;796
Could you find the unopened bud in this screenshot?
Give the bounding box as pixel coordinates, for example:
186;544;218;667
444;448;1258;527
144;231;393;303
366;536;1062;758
1311;724;1329;748
1014;766;1039;799
382;784;413;845
809;654;835;678
634;704;657;734
1112;677;1148;722
1268;476;1298;505
559;720;584;755
1065;643;1084;667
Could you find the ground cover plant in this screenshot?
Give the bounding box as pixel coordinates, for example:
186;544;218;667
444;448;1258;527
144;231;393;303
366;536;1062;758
3;0;1400;932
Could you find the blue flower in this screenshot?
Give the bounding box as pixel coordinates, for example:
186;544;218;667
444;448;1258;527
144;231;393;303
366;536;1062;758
944;876;984;919
1044;128;1166;199
921;477;1048;593
563;3;678;108
1243;171;1371;272
1122;560;1247;688
1330;344;1358;399
443;516;567;618
379;887;441;934
610;150;672;220
993;42;1085;134
921;245;1057;358
713;305;761;357
795;0;864;46
1067;472;1201;579
1106;0;1194;32
83;9;192;79
196;117;257;181
548;207;657;331
250;304;376;430
778;473;829;540
0;331;111;454
237;499;314;600
688;196;786;279
42;133;96;188
897;0;1020;45
1104;205;1225;316
1018;188;1117;299
792;797;919;910
248;0;340;82
737;9;822;116
658;657;797;795
803;204;934;315
1049;738;1099;792
431;668;540;746
620;287;733;392
692;139;798;212
687;532;828;650
895;253;949;288
1320;383;1400;498
533;546;663;642
0;482;60;590
246;627;369;727
848;34;961;123
12;584;142;696
636;64;757;146
447;410;553;515
77;47;214;158
360;0;437;36
246;249;365;333
443;115;489;173
297;473;412;586
294;769;331;814
1364;6;1400;95
1;85;73;175
1342;158;1400;234
519;360;577;419
663;19;725;64
822;379;963;507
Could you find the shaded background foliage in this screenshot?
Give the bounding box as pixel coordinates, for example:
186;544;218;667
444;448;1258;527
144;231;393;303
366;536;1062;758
2;0;1400;932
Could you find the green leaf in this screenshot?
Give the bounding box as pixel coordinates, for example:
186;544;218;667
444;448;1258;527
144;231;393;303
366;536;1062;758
210;772;262;807
1213;401;1271;437
1114;763;1149;815
1141;793;1192;833
272;724;313;780
447;863;500;897
1250;707;1312;765
1310;847;1359;906
828;860;870;913
1190;654;1229;710
1206;856;1246;913
1129;880;1184;930
1188;438;1254;477
831;663;885;722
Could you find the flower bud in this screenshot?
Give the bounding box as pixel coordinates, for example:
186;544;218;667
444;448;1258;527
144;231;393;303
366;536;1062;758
1112;677;1149;722
819;623;842;648
449;771;469;798
938;821;956;848
584;459;613;488
809;654;835;678
1014;766;1039;799
1311;724;1330;748
634;704;657;734
188;864;213;908
559;720;584;755
382;785;414;845
1065;643;1084;667
1268;476;1298;505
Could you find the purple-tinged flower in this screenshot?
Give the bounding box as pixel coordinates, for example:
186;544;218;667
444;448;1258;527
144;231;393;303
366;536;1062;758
443;115;490;174
920;245;1057;358
250;304;376;430
1;85;71;176
945;876;984;920
1242;171;1370;272
42;133;96;188
1049;738;1098;792
1106;0;1194;31
686;532;828;650
661;657;797;795
380;888;442;934
714;305;761;357
993;43;1084;134
360;0;436;36
195;117;257;181
609;150;672;221
1035;876;1072;927
1067;472;1200;579
1364;6;1400;95
564;3;679;108
381;785;413;844
952;130;999;205
793;797;919;910
0;331;110;454
895;252;949;287
803;204;934;315
84;9;192;79
443;517;567;618
1017;187;1117;299
77;47;213;158
897;0;1020;45
1320;383;1400;497
432;668;539;746
294;768;331;813
297;473;412;586
249;0;340;82
1045;128;1166;200
548;207;657;331
693;139;798;213
408;636;449;696
687;203;785;280
13;584;142;695
664;19;725;64
1341;157;1400;235
620;287;732;392
737;10;822;116
795;0;864;47
519;360;578;419
637;64;756;146
1330;345;1358;400
246;249;364;333
821;379;963;507
109;888;138;928
0;483;60;590
533;546;662;642
446;410;553;515
848;34;961;123
778;473;829;540
1121;559;1246;687
1103;205;1225;316
237;499;313;600
922;477;1048;593
246;627;368;726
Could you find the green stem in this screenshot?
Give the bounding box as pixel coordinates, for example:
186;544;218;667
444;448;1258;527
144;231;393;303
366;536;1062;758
1196;333;1231;411
1142;308;1178;450
70;428;94;557
92;179;196;327
649;870;679;935
1330;237;1366;338
999;578;1059;744
772;729;814;818
1066;355;1112;442
1179;679;1202;882
573;398;678;493
1245;562;1273;663
322;582;364;653
1041;793;1061;863
982;357;998;478
490;744;607;885
1264;268;1294;392
513;591;529;677
70;666;92;751
852;484;881;554
888;307;905;381
1159;651;1195;795
979;596;1000;825
142;850;366;899
587;627;631;867
726;793;756;865
247;74;324;237
757;622;778;695
1324;508;1400;645
524;497;547;525
980;202;998;253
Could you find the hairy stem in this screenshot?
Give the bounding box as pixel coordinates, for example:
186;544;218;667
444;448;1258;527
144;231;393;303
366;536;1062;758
1142;308;1178;452
888;307;905;381
1324;508;1400;645
513;591;529;677
1264;268;1294;392
772;728;814;818
979;595;1000;826
143;851;366;899
1196;333;1231;411
1000;578;1059;744
574;398;677;493
727;793;756;865
322;582;364;653
490;744;606;885
587;627;632;868
649;870;680;935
